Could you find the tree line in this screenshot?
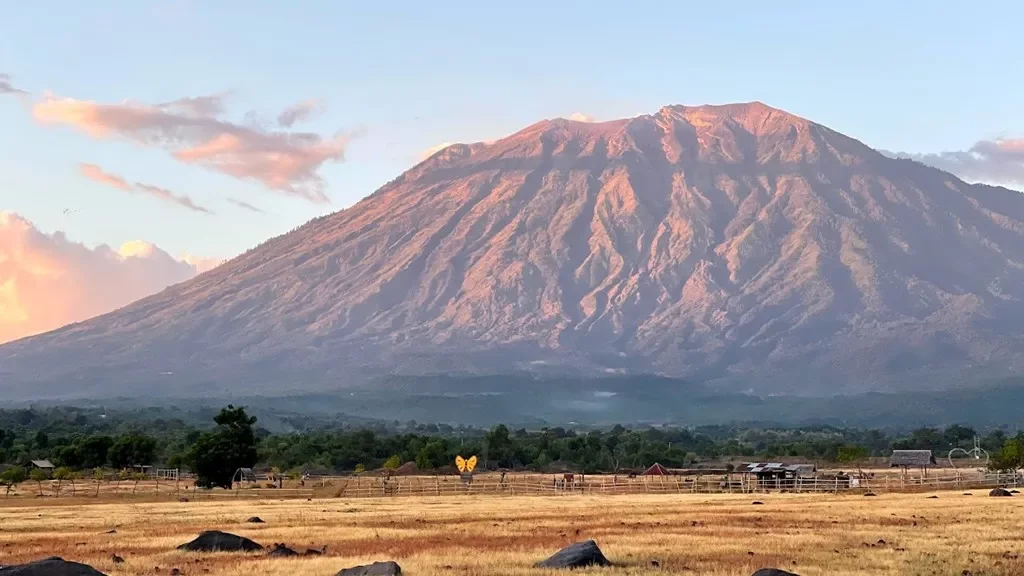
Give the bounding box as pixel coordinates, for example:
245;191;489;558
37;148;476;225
2;406;1023;491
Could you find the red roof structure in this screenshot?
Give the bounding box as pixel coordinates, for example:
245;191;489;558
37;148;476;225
643;462;669;476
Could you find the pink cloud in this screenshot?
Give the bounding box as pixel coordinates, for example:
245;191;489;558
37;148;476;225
277;98;326;127
897;138;1024;188
0;212;217;344
78;163;213;214
80;163;131;191
35;93;350;204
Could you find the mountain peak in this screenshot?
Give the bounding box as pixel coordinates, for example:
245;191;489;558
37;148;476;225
4;103;1024;399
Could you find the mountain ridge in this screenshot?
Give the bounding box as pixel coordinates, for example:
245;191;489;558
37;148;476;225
4;102;1024;399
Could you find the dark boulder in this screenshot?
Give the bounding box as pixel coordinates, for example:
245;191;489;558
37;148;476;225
535;540;611;569
0;557;108;575
246;517;265;524
336;561;402;576
990;488;1013;497
752;570;800;576
176;531;263;552
268;544;298;557
863;493;876;497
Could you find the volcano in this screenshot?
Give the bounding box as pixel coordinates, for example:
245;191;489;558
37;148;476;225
5;102;1024;399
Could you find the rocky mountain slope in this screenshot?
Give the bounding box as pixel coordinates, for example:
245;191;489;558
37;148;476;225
4;102;1024;399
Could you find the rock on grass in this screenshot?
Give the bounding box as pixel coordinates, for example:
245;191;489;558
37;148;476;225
535;540;611;569
335;561;402;576
0;557;108;575
176;531;263;552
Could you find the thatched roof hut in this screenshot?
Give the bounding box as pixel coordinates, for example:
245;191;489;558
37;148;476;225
890;450;936;468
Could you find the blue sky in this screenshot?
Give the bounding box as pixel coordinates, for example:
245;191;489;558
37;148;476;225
1;1;1021;260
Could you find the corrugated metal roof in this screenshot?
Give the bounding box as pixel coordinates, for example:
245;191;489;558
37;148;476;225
744;462;815;475
31;460;54;469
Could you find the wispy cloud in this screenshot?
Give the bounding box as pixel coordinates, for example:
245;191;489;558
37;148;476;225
420;141;456;161
35;92;351;204
80;163;131;191
227;197;266;214
79;163;213;214
894;138;1024;188
568;112;598;123
277;98;326;128
135;183;214;215
0;211;217;344
0;73;28;96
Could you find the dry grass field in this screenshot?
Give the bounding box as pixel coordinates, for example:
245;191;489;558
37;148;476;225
1;490;1022;575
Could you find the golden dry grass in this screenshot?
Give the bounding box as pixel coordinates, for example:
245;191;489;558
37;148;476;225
1;490;1022;575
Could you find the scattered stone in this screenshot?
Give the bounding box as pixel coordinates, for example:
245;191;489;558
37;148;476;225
863;493;876;497
335;561;402;576
176;531;263;552
178;498;189;503
877;539;887;546
751;501;765;505
752;569;799;576
963;493;973;496
927;495;939;499
103;530;117;535
989;488;1013;497
110;555;124;564
268;544;298;558
0;557;108;575
650;559;660;567
246;517;265;524
169;569;180;576
535;540;611;569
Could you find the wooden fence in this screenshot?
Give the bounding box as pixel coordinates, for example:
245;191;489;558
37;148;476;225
304;470;1023;499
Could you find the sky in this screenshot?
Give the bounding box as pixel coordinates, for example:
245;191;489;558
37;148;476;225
1;1;1022;342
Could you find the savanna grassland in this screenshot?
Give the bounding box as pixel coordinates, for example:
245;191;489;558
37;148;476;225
1;491;1022;576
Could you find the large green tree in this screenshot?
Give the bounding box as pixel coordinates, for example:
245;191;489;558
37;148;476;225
189;406;258;489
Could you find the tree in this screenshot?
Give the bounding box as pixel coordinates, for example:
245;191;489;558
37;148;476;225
53;467;72;497
109;434;158;469
30;469;48;497
383;455;401;470
415;440;448;470
836;444;869;463
1;466;26;498
990;435;1024;472
189;405;259;489
93;468;105;497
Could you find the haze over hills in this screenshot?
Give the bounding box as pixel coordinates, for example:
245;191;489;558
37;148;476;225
4;102;1024;400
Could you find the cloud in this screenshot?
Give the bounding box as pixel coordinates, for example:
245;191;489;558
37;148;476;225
79;163;131;191
277;98;326;128
895;138;1024;188
227;197;266;214
0;211;217;344
420;141;456;161
79;163;213;214
0;73;28;96
34;93;350;204
568;112;598;123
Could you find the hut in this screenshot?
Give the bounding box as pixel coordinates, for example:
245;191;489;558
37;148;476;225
743;463;816;489
642;463;670;476
890;450;936;476
30;460;55;471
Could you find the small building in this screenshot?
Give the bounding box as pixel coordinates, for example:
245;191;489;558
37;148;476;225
743;462;817;488
890;450;936;475
30;460;55;471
